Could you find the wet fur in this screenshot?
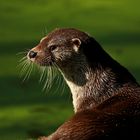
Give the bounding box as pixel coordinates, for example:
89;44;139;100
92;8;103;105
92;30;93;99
26;28;140;140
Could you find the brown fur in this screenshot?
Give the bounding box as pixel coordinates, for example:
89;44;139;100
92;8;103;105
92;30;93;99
27;28;140;140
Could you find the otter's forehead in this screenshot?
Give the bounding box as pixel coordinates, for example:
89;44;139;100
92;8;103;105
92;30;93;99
48;28;89;39
40;35;67;46
50;28;89;41
40;28;90;45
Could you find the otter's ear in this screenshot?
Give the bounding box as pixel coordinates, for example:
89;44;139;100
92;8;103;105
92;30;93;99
72;38;81;52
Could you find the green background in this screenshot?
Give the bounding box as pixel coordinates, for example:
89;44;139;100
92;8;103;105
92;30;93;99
0;0;140;139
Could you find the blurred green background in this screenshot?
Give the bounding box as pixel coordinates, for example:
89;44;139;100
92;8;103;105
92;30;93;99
0;0;140;139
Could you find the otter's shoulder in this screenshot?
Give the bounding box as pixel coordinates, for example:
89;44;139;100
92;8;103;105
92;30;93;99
97;85;140;115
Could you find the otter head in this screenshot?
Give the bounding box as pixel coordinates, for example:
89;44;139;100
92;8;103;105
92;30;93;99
27;28;91;67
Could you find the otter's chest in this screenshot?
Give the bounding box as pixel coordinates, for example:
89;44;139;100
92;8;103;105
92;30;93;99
65;80;84;111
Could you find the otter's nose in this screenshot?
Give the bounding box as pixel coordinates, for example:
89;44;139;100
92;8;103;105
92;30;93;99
28;51;37;59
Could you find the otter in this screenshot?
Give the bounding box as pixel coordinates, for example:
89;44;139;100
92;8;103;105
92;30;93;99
26;28;140;140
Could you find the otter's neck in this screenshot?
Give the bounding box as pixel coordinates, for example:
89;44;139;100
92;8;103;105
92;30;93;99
62;66;116;112
59;53;137;113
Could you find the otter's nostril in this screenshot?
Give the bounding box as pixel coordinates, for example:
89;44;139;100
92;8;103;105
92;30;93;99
29;51;37;59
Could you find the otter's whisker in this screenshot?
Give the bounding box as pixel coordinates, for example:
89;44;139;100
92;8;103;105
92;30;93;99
18;58;32;82
20;60;30;71
16;51;28;56
52;63;66;95
52;65;57;83
60;75;66;95
17;59;26;69
27;62;34;80
39;67;46;83
42;26;48;36
22;62;33;82
19;56;27;62
17;56;28;68
52;65;60;94
21;63;30;79
44;67;49;91
47;66;53;90
43;67;50;91
19;60;29;76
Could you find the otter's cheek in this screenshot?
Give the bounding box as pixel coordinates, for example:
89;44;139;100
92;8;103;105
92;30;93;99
53;52;61;61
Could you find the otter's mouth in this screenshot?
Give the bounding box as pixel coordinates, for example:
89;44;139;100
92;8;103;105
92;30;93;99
34;58;54;67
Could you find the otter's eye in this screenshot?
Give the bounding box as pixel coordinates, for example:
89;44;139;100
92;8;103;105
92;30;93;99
50;45;57;51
